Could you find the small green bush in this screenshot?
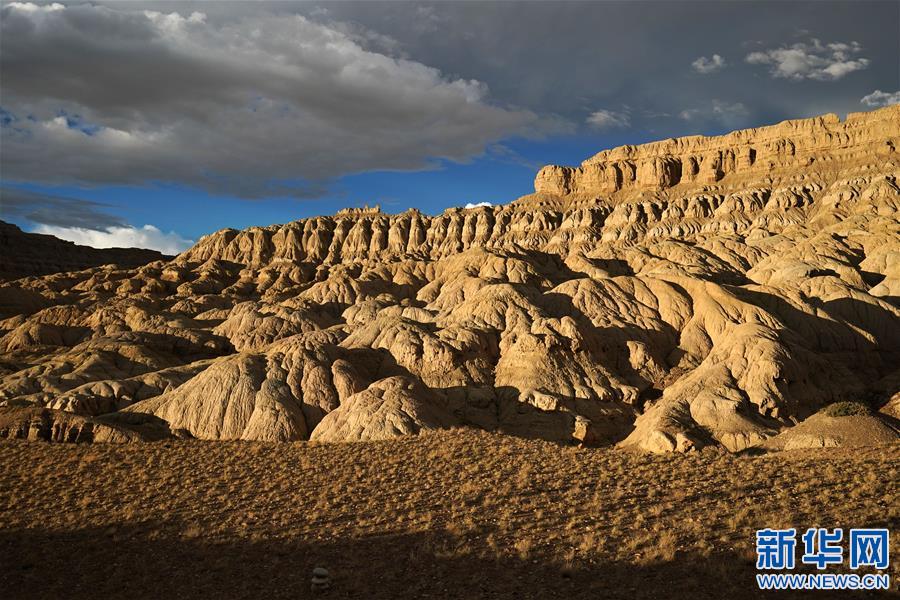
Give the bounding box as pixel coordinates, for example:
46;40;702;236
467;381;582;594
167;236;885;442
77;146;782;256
823;401;871;418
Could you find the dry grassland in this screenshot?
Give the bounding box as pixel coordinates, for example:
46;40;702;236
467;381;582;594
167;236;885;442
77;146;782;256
1;430;897;599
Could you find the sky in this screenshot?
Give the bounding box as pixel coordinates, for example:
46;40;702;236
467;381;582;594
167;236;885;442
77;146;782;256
0;0;898;253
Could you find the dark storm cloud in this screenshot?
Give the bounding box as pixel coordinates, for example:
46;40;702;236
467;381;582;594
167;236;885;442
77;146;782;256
1;1;897;196
0;186;125;230
0;2;546;197
310;1;898;133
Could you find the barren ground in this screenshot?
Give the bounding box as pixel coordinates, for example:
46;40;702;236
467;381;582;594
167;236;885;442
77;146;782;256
1;431;897;599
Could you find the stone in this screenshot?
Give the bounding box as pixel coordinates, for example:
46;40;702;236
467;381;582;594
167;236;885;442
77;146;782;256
311;567;331;593
572;416;599;446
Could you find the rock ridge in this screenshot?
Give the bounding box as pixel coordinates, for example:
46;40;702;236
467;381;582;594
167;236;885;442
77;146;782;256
1;105;898;451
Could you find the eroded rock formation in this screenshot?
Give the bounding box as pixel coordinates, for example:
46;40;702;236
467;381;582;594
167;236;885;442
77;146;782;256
1;105;898;451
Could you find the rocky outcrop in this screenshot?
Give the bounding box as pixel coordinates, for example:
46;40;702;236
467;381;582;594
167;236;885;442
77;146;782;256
0;221;168;281
535;106;899;195
0;406;173;442
310;376;459;442
46;360;215;416
1;105;898;450
760;408;899;450
124;353;310;442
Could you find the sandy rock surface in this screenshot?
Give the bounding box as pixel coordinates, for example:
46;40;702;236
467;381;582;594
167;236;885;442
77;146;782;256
1;105;898;450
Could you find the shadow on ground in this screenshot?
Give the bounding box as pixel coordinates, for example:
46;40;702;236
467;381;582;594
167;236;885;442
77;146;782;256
1;522;891;599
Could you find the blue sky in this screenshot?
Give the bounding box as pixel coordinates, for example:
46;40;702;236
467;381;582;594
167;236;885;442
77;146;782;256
2;130;664;241
1;1;898;252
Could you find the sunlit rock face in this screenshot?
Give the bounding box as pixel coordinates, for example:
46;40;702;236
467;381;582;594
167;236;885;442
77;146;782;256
1;105;898;451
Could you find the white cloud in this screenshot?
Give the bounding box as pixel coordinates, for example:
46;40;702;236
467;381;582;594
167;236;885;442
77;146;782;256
464;201;493;209
5;2;64;12
691;54;726;74
711;100;748;117
33;224;194;255
1;3;541;197
745;38;869;81
679;100;748;127
860;90;900;107
586;109;630;130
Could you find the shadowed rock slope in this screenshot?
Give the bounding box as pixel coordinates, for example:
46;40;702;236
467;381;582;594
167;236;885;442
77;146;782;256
0;220;169;280
2;105;899;451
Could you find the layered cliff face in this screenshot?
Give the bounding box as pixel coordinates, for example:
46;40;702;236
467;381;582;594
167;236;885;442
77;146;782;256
1;105;898;451
535;106;898;195
0;221;169;280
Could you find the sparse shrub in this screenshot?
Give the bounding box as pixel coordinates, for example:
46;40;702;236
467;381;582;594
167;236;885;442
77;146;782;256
182;523;202;539
559;548;577;577
649;530;678;562
514;538;533;560
823;401;871;417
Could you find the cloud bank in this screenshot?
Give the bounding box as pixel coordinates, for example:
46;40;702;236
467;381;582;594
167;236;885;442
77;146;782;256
0;2;539;197
33;224;193;255
0;187;125;230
